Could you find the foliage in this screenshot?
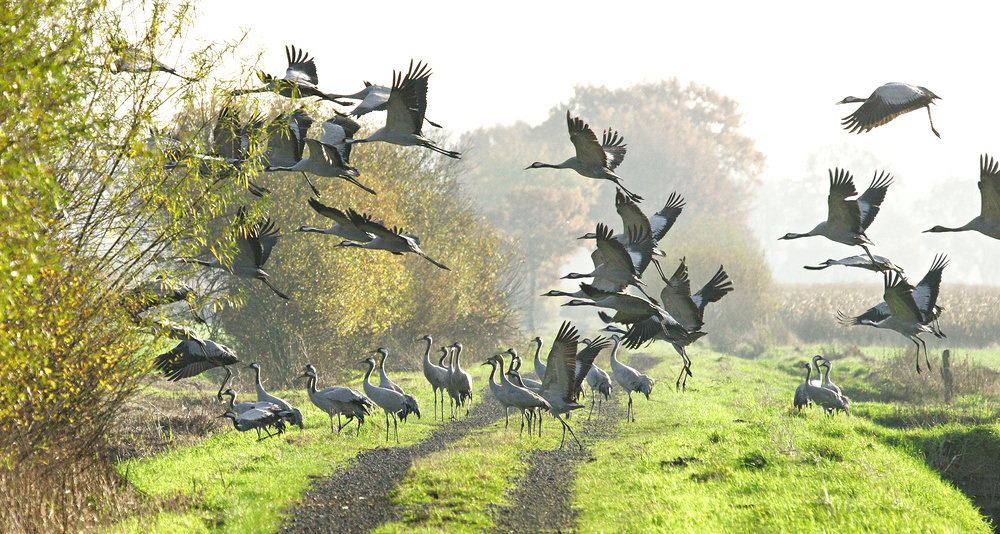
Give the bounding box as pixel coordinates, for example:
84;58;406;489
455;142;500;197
0;0;249;531
208;138;521;384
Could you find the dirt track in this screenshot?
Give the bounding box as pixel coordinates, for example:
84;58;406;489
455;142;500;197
279;390;624;534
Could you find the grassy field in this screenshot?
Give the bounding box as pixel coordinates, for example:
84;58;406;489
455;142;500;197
111;344;998;533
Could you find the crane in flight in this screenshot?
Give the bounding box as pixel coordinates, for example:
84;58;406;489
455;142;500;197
838;82;941;138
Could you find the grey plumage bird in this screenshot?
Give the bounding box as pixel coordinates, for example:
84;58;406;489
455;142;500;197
229;45;349;104
220;408;287;441
373;347;405;395
419;335;449;420
298;364;374;434
792;355;824;412
246;362;303;429
221;388;280;415
177;207;290;300
607;334;654;422
536;322;608;449
526;111;641;201
345;60;460;159
153;339;239;400
838;82;941;138
325;81;443;128
779;168;893;268
444;342;473;416
361;357;419;443
618;259;733;390
491;352;551;436
295;198;376;243
110;43;196;82
838;255;948;374
804;254;903;273
336;210;450;270
924;154;1000;240
530;337;545;382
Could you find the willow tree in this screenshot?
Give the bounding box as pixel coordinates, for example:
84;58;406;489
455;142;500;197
0;1;251;531
213;135;522;384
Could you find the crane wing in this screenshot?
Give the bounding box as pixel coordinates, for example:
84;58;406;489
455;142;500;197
614;190;653;242
386;60;430;135
826;168;863;234
574;336;612;396
540;321;579;402
912;254;948;321
567;112;608;168
979;154;1000;221
692;265;734;311
657;259;702;331
649;192;685;242
212;107;241;160
307;197;351;226
350;84;391;117
601;128;627;171
857;171;893;231
882;271;922;323
283;45;320;86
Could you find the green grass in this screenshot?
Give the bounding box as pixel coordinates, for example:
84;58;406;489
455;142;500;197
112;347;997;533
572;348;992;533
372;421;555;534
113;372;444;534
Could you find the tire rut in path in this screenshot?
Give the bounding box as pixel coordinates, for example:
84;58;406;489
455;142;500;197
279;396;503;534
493;394;624;534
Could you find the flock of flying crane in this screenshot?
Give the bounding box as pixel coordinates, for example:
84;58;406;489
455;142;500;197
113;42;1000;443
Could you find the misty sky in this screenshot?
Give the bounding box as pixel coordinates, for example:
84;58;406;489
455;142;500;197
174;1;1000;285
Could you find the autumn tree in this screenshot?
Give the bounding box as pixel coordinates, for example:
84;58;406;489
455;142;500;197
460;80;773;340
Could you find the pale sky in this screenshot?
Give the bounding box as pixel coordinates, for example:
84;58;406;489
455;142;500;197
178;1;1000;284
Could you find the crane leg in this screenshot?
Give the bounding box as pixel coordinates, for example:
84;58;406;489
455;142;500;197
555;415;583;450
393;414;399;444
216;367;233;401
588;394;596;421
301;172;320;196
927;106;941;139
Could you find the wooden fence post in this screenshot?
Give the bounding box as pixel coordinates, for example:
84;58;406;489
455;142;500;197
941;349;953;405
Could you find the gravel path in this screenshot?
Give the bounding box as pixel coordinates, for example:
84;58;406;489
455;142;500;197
280;394;504;534
280;386;626;534
492;394;623;534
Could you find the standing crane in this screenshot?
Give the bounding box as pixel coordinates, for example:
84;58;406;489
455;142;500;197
298;365;374;434
838;82;941;138
446;342;473;416
153;339;239;400
361;357;419;443
221;389;281;415
336;210;450;270
177;207;290;300
819;359;843;396
419;335;449;420
530;337;545;382
246;362;303;429
779;168;893;269
229;45;349;104
607;334;654;422
792;355;824;412
585;359;612;420
838;254;948;373
491;352;551;436
345;60;460;158
506;350;542;393
526;111;641;201
373;347;405;395
924;154;1000;240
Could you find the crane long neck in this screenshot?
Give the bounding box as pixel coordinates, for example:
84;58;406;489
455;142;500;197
362;361;375;385
609;338;621;364
486;361;498;385
306;375;317;396
495;356;511;386
453;346;462;369
423;338;433;365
